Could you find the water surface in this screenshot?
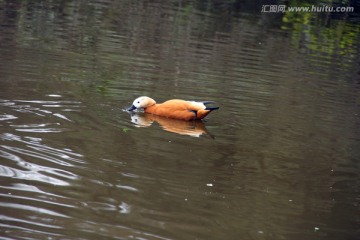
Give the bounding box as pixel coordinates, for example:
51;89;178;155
0;1;360;240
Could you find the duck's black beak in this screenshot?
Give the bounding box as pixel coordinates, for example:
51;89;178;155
127;105;136;111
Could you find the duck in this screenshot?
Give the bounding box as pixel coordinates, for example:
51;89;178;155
126;96;219;121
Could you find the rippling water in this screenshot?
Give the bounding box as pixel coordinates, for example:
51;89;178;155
1;1;360;240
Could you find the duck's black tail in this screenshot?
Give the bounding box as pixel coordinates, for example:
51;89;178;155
203;101;219;111
205;106;219;111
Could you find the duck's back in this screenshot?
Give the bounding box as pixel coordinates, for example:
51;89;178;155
145;99;210;120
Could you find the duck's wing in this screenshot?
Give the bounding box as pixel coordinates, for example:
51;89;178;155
156;99;218;120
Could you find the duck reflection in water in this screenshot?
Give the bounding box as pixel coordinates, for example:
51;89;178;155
128;112;214;138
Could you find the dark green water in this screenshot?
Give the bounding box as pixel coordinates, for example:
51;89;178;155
1;1;360;239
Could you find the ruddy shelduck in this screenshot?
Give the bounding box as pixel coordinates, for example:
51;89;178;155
127;96;219;121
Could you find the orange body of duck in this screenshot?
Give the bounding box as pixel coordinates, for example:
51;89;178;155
127;96;219;121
